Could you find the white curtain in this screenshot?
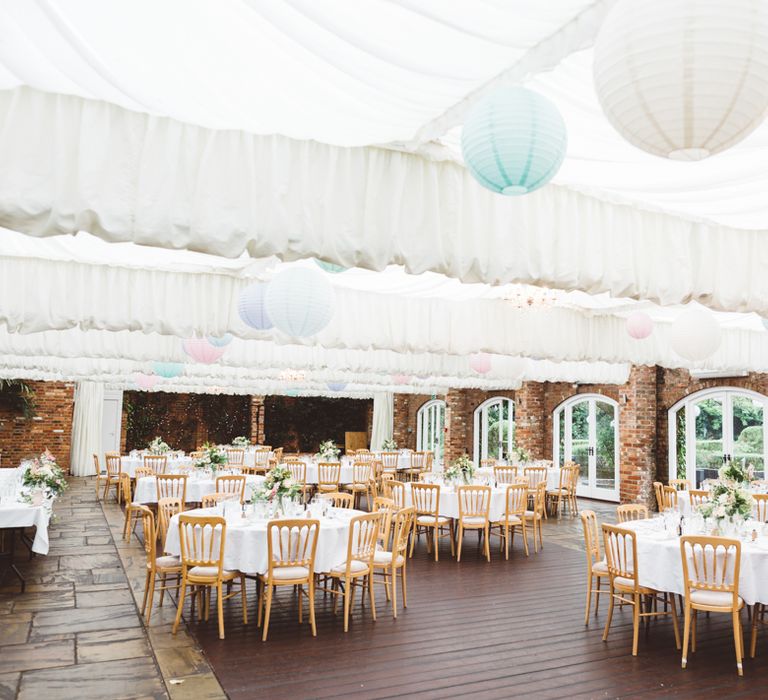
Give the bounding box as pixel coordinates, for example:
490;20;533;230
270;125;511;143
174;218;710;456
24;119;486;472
370;392;394;451
69;381;105;476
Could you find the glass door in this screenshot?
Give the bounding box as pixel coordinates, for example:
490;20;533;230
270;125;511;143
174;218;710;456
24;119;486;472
417;400;445;466
474;397;514;463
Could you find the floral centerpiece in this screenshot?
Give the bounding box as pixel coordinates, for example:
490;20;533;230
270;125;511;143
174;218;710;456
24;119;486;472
193;442;228;475
316;439;340;461
21;449;67;500
148;436;171;454
444;455;476;485
382;438;398;451
251;464;301;508
232;436;250;448
509;446;530;463
696;458;756;532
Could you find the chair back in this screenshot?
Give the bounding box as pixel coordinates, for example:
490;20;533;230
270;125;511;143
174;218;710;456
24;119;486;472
525;466;548;489
354;449;373;463
225;448;245;466
616;504;649;523
391;507;416;557
320;491;353;508
318;462;341;489
266;519;319;579
689;489;710;508
409;451;427;471
144;455;167;474
93;454;103;474
373;497;398;548
286;460;306;486
411;483;440;517
680;536;741;608
135;466;155;479
158;496;183;544
353;462;372;484
215;474;247;503
669;478;692;491
138;505;157;562
425;452;434;471
754;493;768;522
201;492;229;508
602;523;639;589
105;454;122;477
119;473;133;506
580;510;601;567
481;458;496;470
494;466;518;484
564;464;581;493
345;512;380;567
504;483;528;518
457;485;491;521
380;452;400;471
156;474;187;503
273;447;283;463
177;515;227;579
532;481;547;516
384;480;405;508
663;485;679;510
653;481;665;511
253;448;271;468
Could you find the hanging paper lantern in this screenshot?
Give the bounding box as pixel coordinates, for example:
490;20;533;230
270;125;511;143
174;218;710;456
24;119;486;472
461;87;567;196
469;353;492;374
134;373;159;391
626;312;654;340
594;0;768;160
265;268;335;337
392;374;411;385
237;283;274;330
670;310;722;361
327;381;347;392
182;338;227;364
207;334;233;347
314;259;347;274
152;361;184;379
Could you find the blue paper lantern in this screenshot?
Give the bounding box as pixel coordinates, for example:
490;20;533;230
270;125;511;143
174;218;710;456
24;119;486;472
265;268;335;337
461;87;567;196
314;258;347;274
327;381;347;392
238;283;273;330
153;361;184;379
207;333;233;347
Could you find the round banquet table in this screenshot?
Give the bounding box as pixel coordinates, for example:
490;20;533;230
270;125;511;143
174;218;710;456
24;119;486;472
619;518;768;606
403;482;508;521
121;455;193;478
133;474;265;505
163;506;363;575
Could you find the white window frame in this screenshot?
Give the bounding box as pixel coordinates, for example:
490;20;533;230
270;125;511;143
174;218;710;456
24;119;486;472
473;397;515;464
417;399;445;465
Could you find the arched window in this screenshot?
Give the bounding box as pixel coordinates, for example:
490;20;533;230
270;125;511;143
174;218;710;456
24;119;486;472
668;387;766;485
417;399;445;466
553;394;619;502
473;397;514;464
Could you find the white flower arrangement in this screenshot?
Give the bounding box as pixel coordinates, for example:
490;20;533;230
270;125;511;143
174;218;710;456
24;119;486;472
382;438;398;451
316;440;340;461
697;459;756;525
193;443;228;473
251;464;301;503
444;455;476;484
509;446;530;463
21;449;67;498
232;436;251;448
148;436;171;454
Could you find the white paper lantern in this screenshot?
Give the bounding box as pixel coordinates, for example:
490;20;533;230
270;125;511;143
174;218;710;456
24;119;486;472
506;357;528;380
626;312;654;340
469;353;492;374
594;0;768;160
265;268;335;337
238;283;273;330
669;310;722;361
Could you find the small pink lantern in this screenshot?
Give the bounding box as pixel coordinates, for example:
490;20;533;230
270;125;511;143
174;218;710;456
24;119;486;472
134;373;159;391
626;312;653;340
182;338;227;364
392;374;411;385
469;352;492;374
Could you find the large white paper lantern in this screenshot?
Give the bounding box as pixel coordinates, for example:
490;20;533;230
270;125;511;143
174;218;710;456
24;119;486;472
669;310;722;361
461;87;567;195
238;283;273;330
265;268;335;337
594;0;768;161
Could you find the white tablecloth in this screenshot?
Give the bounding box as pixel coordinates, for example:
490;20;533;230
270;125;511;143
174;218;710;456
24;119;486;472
133;474;265;504
281;458;356;485
0;502;52;554
121;455;193;478
620;518;768;606
476;466;561;490
403;483;508;522
163;507;361;575
241;450;274;468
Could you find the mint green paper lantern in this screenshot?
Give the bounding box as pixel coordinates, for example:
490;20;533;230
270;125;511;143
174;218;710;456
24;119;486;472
314;259;347;274
461;87;567;196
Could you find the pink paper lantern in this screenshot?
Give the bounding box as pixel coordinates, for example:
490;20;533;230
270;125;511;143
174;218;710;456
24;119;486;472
182;338;227;364
626;312;653;340
469;352;492;374
392;374;411;385
134;373;159;391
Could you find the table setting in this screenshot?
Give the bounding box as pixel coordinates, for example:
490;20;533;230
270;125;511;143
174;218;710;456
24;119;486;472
133;470;266;504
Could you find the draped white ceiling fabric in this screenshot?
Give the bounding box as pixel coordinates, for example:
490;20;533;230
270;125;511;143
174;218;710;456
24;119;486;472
0;1;766;394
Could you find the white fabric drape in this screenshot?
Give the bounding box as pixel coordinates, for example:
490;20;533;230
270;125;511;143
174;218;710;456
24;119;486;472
2;88;768;315
370;392;394;451
69;381;104;476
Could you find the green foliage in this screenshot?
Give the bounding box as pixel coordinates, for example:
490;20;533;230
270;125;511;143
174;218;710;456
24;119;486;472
736;424;763;452
0;379;36;418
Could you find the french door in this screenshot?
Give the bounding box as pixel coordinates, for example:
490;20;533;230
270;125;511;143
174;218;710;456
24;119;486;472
417;400;445;466
554;395;619;502
473;397;514;464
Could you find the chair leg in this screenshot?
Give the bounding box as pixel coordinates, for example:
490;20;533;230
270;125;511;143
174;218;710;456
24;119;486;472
504;524;509;560
262;585;273;641
602;588;616;642
172;579;187;636
669;593;681;649
343;577;351;632
141;570;152;617
631;594;641;656
309;577;317;636
368;573;376;621
584;573;593;626
751;603;761;658
594;576;602;615
692;609;697;652
734;610;744;676
145;572;157;626
433;527;439;562
240;575;248;625
456;525;463;562
159;572;167;607
484;525;490;562
216;583;225;640
682;602;691;668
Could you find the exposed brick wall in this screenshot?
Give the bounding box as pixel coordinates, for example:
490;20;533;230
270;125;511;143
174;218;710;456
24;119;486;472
515;382;545;459
0;381;74;472
392;394;435;450
619;366;657;508
444;389;517;463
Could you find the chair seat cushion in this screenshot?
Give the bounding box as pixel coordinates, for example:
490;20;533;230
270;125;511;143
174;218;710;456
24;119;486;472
524;510;541;519
188;565;235;578
416;514;450;526
151;555;181;569
270;565;310;581
592;559;608;575
460;516;488;526
331;558;369;575
613;575;653;594
690;588;742;608
494;516;522;526
373;550;405;567
547;488;569;495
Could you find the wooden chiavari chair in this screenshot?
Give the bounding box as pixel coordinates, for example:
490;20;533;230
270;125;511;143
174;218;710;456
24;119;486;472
317;462;341;494
157;497;183;546
253;447;271;475
602;524;681;657
546;467;572;517
354;449;373;464
273;447;283;464
104;453;123;502
326;512;379;632
257;519;320;640
653;481;666;512
144;454;167;475
225;448;245;467
669;478;692;491
373;506;415;619
137;505;181;625
752;493;768;522
156;474;187;505
480;458;496;470
405;451;427;482
409;483;454;561
383;480;405;509
524;482;546;553
664;485;679;510
456;485;491;562
565;462;581;515
320;492;353;509
580;510;608;625
201;493;230;508
689;489;710;509
493;466;518;484
215;474;247;504
616;504;649;523
425;452;434;472
680;536;744;674
344;461;373;510
491;483;529;559
172;515;247;640
525;466;549;519
372;497;397;550
135;465;155;479
285;460;309;503
379;452;400;475
93;454;108;499
120;473;143;541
